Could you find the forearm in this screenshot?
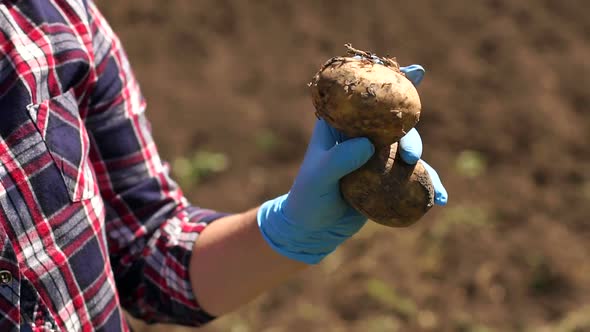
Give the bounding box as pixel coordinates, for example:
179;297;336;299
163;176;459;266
189;207;308;316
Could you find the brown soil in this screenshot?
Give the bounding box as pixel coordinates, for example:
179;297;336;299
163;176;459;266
98;1;590;331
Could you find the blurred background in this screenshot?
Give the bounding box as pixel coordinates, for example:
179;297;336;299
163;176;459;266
98;0;590;331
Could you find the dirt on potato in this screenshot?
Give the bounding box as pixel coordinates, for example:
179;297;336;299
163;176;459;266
98;1;590;331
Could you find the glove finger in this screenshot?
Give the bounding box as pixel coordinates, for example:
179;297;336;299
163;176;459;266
399;128;422;164
400;64;425;86
325;137;375;181
310;119;338;151
421;160;448;206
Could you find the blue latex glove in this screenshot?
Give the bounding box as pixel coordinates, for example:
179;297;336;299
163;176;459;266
258;64;448;264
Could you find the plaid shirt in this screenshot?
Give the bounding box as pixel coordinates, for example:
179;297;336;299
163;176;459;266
0;1;227;331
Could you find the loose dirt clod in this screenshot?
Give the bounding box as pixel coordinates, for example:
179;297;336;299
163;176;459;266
309;44;435;227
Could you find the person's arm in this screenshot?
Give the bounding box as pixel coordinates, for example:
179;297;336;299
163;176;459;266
189;208;307;316
189;64;448;316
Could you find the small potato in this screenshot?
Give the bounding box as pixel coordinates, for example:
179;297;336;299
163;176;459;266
340;143;434;227
309;53;421;147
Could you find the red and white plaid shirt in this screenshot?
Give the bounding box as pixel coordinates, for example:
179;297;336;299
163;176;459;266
0;1;226;331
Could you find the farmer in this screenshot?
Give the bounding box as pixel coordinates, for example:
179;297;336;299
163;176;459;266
0;1;447;331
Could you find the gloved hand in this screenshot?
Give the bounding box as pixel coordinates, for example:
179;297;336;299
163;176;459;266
258;65;448;264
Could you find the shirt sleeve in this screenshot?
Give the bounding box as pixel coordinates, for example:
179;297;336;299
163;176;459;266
83;1;228;326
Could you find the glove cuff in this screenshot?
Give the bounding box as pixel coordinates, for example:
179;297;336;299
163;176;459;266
257;195;341;264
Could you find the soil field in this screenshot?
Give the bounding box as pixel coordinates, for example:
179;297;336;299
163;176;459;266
97;0;590;331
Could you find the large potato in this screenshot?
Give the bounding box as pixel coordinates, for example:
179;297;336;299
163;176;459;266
309;45;435;227
309;50;421;147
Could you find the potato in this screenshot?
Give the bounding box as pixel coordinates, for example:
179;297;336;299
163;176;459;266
309;44;434;227
340;143;434;227
309;46;421;147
